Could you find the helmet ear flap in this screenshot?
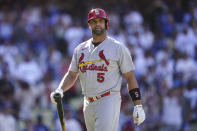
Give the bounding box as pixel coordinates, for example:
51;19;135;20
105;20;109;30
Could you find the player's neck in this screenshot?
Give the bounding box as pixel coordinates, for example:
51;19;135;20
92;33;106;43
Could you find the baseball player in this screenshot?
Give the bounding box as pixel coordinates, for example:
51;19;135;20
51;8;145;131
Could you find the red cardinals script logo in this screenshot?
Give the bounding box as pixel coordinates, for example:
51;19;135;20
78;50;109;73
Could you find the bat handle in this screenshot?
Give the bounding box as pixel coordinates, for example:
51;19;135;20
54;93;66;131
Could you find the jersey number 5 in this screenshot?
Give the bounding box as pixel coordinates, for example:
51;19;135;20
97;73;105;82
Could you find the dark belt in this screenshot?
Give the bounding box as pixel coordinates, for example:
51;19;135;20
88;91;111;102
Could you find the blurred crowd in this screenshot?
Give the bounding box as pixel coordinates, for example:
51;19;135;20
0;0;197;131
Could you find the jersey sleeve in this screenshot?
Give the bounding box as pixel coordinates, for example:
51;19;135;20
118;44;135;74
68;48;79;72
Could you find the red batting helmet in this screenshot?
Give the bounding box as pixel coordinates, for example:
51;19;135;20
88;8;109;29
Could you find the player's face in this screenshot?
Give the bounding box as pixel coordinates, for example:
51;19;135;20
88;18;106;36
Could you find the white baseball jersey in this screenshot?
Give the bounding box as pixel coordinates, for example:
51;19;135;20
69;36;135;97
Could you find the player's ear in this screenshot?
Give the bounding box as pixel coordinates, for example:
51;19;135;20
88;23;91;29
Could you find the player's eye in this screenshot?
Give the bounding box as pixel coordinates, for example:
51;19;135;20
99;19;104;22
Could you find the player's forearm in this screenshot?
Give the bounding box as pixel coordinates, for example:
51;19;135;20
126;73;138;91
123;71;142;106
57;71;79;92
127;78;142;106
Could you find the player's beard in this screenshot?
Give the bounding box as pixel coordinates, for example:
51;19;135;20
92;27;106;36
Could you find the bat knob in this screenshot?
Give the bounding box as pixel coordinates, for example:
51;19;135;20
54;93;61;102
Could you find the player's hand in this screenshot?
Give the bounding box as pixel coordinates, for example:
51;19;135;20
133;105;145;125
50;88;64;104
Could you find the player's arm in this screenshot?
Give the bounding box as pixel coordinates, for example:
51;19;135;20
123;70;141;106
58;71;79;92
50;71;79;104
123;70;145;126
51;46;80;104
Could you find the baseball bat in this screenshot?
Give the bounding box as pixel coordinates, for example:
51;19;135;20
54;93;66;131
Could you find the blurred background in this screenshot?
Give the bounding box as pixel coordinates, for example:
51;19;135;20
0;0;197;131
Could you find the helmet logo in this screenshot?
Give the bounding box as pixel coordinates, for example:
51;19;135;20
94;9;99;15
